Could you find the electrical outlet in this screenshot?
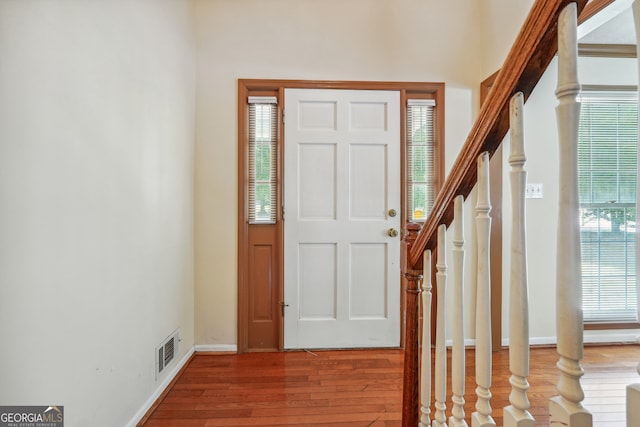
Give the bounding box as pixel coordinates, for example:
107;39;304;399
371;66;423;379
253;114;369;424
525;183;543;199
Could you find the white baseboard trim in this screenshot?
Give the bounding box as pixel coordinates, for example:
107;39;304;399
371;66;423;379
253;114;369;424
451;335;639;348
524;336;557;346
443;338;477;348
126;346;195;427
501;333;640;347
584;331;640;344
194;344;238;353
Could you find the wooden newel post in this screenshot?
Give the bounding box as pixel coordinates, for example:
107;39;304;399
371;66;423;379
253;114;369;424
402;222;423;427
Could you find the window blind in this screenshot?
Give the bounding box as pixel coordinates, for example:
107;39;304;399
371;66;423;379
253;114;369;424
578;90;638;322
407;99;436;222
248;96;278;224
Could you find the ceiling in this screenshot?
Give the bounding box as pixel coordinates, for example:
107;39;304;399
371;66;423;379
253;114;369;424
578;0;636;45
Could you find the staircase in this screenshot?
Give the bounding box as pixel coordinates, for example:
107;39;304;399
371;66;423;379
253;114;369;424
400;1;640;426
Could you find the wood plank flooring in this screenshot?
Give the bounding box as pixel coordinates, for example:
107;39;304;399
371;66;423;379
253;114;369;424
140;345;640;427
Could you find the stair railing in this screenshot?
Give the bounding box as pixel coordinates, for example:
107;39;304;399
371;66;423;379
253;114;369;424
400;1;593;426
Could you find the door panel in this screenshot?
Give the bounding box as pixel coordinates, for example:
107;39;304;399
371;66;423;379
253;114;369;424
299;143;336;219
350;144;387;219
284;88;400;349
299;243;337;320
247;226;280;350
350;243;388;318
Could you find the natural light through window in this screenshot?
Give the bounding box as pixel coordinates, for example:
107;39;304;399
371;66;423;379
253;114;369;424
407;99;435;222
578;89;638;323
248;97;277;224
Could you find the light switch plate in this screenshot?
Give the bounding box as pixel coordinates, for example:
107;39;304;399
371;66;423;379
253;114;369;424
525;183;543;199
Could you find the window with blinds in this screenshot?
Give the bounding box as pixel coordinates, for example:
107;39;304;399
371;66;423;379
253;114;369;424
578;90;638;323
248;96;278;224
407;99;436;222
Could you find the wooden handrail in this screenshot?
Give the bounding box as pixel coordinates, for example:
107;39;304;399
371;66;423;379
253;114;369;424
407;0;588;269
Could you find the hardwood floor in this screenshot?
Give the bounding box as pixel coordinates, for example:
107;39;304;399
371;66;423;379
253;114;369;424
140;345;640;426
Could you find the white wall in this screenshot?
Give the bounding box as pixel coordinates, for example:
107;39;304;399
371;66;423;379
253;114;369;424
192;0;486;347
0;1;196;426
438;0;536;344
501;55;640;344
438;3;640;347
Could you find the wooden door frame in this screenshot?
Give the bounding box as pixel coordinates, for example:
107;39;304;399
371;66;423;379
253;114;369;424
237;79;444;353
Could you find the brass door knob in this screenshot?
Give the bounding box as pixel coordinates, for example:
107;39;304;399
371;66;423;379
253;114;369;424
388;209;397;217
388;228;398;237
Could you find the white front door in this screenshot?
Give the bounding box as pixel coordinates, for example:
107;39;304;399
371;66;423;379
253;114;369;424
283;88;401;349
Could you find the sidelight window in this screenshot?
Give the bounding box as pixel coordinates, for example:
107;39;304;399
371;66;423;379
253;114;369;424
407;99;436;222
248;96;278;224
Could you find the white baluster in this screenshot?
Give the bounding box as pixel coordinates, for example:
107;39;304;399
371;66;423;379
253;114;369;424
628;373;640;427
433;224;447;427
549;3;592;427
503;92;535;427
472;152;495;427
628;2;640;426
420;249;433;427
449;196;467;427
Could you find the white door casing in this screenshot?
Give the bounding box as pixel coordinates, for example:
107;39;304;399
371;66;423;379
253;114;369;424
283;89;401;349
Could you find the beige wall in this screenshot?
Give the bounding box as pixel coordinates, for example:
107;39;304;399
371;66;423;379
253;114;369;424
191;0;640;349
0;1;196;425
192;0;489;347
1;1;632;424
478;0;535;78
